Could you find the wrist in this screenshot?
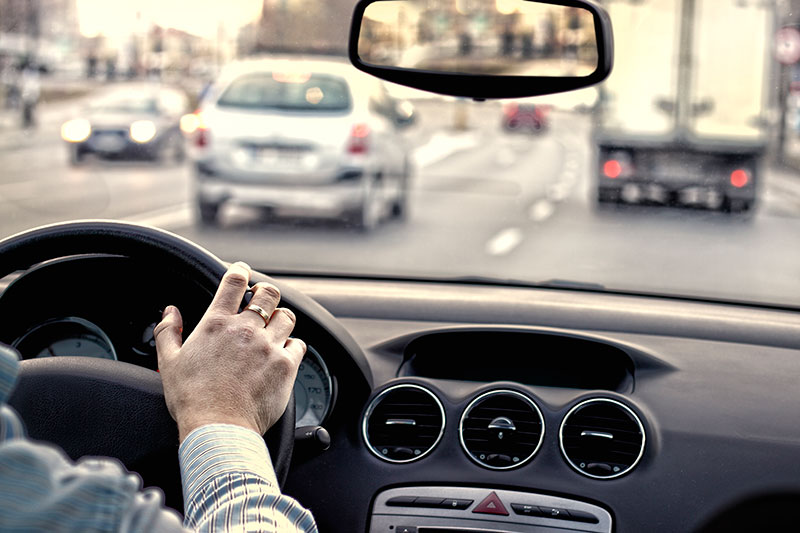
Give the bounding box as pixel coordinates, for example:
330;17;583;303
177;414;261;442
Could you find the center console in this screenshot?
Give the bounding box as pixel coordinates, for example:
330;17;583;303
369;486;612;533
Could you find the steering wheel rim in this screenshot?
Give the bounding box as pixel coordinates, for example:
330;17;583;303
0;220;297;509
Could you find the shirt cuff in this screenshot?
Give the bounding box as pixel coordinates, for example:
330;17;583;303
178;423;280;503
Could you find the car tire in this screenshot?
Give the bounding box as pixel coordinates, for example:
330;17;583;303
350;176;382;232
198;200;220;226
391;165;411;221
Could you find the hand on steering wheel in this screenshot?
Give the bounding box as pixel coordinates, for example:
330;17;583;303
155;262;307;442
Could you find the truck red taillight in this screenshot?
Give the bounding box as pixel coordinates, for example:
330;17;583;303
603;160;623;178
730;169;750;188
347;124;370;154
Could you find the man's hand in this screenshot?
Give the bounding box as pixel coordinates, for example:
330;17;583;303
154;262;306;442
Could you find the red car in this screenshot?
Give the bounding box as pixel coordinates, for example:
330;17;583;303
502;101;550;133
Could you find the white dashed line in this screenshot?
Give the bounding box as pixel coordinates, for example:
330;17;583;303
495;147;517;167
529;198;555;221
485;227;523;256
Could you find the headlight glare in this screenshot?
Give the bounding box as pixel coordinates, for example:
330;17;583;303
61;119;91;143
129;120;157;143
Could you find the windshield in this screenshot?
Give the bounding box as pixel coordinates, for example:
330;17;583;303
89;96;158;114
1;0;799;308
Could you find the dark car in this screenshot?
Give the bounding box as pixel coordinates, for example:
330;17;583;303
61;84;190;164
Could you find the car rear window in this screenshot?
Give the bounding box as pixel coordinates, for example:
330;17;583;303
217;72;351;111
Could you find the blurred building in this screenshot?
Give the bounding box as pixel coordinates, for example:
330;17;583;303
239;0;354;56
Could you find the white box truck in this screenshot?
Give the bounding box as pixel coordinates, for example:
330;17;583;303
594;0;774;212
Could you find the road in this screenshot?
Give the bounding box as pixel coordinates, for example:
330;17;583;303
3;92;800;308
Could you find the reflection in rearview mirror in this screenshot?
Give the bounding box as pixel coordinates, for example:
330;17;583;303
358;0;598;77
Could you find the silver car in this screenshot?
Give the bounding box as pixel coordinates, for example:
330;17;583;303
191;57;414;230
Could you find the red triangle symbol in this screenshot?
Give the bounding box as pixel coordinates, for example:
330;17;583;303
472;491;509;516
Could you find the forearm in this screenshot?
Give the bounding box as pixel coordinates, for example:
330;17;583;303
179;424;317;533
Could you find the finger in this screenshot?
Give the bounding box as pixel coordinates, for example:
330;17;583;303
284;337;307;365
248;282;281;316
265;308;296;345
154;306;183;367
208;262;251;315
239;282;282;329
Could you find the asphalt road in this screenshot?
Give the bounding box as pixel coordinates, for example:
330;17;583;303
3;94;800;308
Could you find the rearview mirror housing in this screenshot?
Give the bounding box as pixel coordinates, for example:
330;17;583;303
349;0;613;99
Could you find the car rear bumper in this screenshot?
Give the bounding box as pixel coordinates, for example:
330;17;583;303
195;165;366;215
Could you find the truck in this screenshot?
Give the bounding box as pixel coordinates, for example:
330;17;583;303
593;0;774;212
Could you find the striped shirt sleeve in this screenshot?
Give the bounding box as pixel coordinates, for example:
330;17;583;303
179;424;317;533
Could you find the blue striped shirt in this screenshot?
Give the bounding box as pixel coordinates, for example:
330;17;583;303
0;345;317;532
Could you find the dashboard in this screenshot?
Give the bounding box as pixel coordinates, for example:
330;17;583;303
3;257;800;531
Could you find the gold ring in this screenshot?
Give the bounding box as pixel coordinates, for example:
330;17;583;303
244;304;270;328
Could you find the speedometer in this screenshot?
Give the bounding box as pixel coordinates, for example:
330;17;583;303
294;346;333;428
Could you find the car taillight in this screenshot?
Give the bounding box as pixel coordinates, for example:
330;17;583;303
730;168;750;188
195;128;210;148
347;124;370;154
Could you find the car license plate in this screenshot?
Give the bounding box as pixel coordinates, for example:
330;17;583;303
92;133;125;152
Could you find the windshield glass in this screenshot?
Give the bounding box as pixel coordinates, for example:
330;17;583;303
1;0;799;308
90;96;158;114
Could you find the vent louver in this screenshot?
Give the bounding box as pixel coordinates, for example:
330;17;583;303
560;398;646;479
459;390;545;470
363;384;445;463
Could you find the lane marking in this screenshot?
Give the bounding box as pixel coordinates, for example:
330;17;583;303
411;131;480;168
124;203;193;230
495;146;516;166
485;227;523;256
529;198;555;221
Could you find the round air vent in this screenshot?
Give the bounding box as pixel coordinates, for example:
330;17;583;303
362;383;445;463
459;389;545;470
559;398;646;479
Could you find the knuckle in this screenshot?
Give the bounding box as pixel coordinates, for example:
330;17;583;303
203;315;227;334
278;307;296;325
255;283;281;301
271;353;295;378
224;271;249;289
233;323;257;342
152;320;174;339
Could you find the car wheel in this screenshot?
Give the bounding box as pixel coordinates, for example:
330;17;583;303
198;199;220;226
391;166;411;221
351;176;382;231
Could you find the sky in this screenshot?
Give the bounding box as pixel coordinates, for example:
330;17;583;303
76;0;263;39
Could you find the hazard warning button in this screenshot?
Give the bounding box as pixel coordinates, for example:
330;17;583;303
472;491;509;516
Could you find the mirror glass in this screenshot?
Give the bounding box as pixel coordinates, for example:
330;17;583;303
358;0;598;77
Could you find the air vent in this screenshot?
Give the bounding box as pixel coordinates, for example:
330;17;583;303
363;383;445;463
559;398;646;479
459;390;545;470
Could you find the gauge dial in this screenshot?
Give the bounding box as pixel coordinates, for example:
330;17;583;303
294;346;333;427
13;317;117;360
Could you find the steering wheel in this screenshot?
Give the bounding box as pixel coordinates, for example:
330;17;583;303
0;220;303;512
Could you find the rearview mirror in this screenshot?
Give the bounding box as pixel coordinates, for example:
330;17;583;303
349;0;613;99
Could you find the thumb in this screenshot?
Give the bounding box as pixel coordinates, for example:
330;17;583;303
154;305;183;367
